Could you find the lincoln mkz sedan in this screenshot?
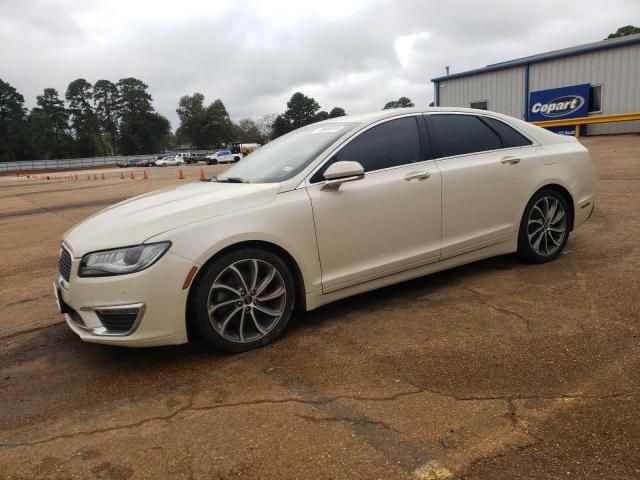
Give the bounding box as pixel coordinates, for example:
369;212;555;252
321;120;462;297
55;108;596;352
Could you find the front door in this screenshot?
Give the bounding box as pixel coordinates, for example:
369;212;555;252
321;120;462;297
306;116;442;292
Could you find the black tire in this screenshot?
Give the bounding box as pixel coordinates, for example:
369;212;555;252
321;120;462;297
189;248;296;353
517;188;571;263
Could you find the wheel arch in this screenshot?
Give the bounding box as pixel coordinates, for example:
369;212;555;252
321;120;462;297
533;183;575;230
185;240;307;340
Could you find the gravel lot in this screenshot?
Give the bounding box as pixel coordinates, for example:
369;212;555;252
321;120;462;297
1;136;639;479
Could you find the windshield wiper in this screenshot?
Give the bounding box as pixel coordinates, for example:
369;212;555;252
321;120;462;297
215;176;249;183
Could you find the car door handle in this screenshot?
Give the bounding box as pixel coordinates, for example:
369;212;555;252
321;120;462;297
404;171;431;181
500;156;521;165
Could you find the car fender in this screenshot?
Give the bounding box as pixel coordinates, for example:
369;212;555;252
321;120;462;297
517;143;595;228
148;189;322;296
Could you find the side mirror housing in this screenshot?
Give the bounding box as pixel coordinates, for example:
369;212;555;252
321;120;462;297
322;161;365;189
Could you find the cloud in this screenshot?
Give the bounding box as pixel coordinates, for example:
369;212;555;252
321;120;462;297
1;0;639;130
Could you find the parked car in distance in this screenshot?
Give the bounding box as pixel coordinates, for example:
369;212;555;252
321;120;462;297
206;150;235;165
116;159;131;168
55;107;596;352
155;156;184;167
148;155;166;166
128;157;155;167
184;153;207;164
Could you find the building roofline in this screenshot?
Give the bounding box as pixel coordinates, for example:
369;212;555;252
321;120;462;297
431;33;640;82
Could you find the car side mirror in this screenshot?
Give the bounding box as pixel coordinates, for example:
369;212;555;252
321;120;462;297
322;161;365;190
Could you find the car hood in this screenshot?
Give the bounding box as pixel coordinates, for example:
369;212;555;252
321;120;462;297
64;181;280;257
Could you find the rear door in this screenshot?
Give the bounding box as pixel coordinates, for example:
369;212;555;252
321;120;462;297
425;113;537;258
306;115;442;292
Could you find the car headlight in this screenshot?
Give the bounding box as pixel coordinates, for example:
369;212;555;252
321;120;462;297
79;242;171;277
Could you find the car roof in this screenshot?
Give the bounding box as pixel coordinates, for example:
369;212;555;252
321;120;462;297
314;106;520;125
314;106;571;147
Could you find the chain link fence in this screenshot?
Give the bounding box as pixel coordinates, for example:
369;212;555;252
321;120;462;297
0;155;158;173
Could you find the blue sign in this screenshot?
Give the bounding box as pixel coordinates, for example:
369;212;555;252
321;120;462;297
528;84;590;122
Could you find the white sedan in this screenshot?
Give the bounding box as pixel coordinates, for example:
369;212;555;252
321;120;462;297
55;108;596;352
155;156;184;167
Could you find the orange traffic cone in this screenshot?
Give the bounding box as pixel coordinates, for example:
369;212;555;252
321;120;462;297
120;171;124;179
143;170;148;179
130;171;135;179
199;168;206;181
87;174;91;180
101;173;106;180
177;169;185;180
93;174;98;180
75;174;79;180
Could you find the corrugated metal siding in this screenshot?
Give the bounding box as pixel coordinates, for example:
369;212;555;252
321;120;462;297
438;67;525;119
437;44;640;135
530;44;640;134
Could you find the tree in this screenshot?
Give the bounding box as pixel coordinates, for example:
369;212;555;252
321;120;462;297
66;78;101;156
176;92;207;148
204;98;233;147
93;79;119;155
606;25;640;39
284;92;320;130
33;88;72;159
271;114;291;139
0;79;29;161
256;113;277;142
315;110;330;122
116;78;157;155
140;112;171;153
329;107;346;118
235;118;265;143
383;96;415;109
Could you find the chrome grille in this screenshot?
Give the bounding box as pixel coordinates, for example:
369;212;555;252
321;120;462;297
58;247;72;282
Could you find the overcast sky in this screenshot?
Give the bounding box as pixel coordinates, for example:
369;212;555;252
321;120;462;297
1;0;639;130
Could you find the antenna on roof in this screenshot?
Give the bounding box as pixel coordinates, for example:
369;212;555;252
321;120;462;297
445;66;450;76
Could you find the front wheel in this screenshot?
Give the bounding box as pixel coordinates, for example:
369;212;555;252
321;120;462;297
517;188;570;263
189;249;296;352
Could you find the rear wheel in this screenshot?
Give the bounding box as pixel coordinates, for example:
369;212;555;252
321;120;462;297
189;249;296;352
517;188;570;263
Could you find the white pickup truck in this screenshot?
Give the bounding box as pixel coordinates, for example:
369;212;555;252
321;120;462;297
205;150;236;165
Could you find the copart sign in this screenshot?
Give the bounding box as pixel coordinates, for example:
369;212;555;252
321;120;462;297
528;84;590;122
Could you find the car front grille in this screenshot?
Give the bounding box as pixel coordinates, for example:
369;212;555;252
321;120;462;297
58;246;72;282
95;308;140;333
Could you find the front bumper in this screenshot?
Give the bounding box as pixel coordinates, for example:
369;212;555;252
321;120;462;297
55;248;194;347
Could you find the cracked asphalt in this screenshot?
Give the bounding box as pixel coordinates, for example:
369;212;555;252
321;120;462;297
1;136;639;479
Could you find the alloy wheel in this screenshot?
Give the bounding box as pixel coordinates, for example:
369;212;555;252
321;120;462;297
527;196;567;257
207;259;287;343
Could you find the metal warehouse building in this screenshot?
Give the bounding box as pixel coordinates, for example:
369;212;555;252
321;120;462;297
432;33;640;135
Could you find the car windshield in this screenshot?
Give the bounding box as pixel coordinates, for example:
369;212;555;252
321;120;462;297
217;122;358;183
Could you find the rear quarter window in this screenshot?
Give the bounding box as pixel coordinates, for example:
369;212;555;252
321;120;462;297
481;117;532;148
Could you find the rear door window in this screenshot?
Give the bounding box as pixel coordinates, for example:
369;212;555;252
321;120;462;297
428;114;502;158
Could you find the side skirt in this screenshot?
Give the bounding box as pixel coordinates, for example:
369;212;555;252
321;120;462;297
304;234;517;311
